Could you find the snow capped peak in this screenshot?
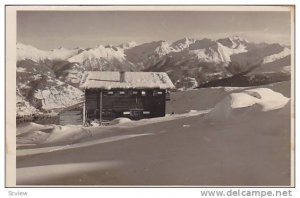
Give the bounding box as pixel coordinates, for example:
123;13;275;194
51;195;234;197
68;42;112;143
229;35;248;43
189;38;217;50
17;43;48;61
49;47;80;60
67;44;126;64
17;43;80;61
118;41;137;49
105;44;114;48
154;41;172;56
159;40;169;46
127;41;137;47
104;44;119;51
95;44;104;48
171;37;196;51
187;37;248;63
217;36;248;49
17;42;38;50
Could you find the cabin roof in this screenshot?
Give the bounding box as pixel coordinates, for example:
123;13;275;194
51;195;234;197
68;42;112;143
80;71;175;90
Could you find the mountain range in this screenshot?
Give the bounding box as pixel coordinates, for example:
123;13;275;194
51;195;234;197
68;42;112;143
16;36;291;116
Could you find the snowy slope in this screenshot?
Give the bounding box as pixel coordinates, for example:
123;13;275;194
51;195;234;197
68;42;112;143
263;47;291;64
124;41;173;69
171;37;196;51
55;62;85;85
217;36;248;48
17;43;48;62
48;47;81;60
34;80;84;110
68;45;126;64
16;89;40;116
188;38;247;63
16;65;84;115
145;38;250;87
17;43;79;61
66;45;136;71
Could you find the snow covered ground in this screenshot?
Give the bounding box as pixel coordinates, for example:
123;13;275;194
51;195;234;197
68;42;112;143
16;81;292;186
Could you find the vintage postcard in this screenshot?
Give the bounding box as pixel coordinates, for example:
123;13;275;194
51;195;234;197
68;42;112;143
5;5;295;187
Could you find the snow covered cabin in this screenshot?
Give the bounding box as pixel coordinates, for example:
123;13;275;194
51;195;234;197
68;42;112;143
80;71;175;125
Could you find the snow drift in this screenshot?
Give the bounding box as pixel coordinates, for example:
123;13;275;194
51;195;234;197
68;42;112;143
206;88;290;121
110;118;132;125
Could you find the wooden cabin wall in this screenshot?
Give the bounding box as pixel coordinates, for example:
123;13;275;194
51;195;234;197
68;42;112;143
59;110;82;125
85;89;166;121
85;89;100;120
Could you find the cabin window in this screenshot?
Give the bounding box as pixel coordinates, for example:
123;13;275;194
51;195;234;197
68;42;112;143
102;110;115;116
141;91;146;96
103;91;114;96
119;91;126;95
153;90;163;96
123;111;130;115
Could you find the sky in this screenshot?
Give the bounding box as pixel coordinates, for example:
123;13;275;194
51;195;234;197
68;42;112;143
17;11;292;50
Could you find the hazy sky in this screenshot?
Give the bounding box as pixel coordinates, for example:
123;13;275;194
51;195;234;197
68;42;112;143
17;11;291;50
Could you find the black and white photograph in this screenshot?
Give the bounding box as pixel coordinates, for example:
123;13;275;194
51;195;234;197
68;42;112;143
5;5;294;187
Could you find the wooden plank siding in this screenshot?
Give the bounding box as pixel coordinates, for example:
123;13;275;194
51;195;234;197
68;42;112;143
59;104;83;125
85;89;166;122
59;110;82;125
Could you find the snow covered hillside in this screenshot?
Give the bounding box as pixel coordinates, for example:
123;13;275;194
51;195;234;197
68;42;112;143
16;81;291;185
16;62;83;116
67;45;136;71
147;38;291;87
17;43;80;62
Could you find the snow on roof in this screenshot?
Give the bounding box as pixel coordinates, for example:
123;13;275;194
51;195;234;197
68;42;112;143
80;71;175;90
